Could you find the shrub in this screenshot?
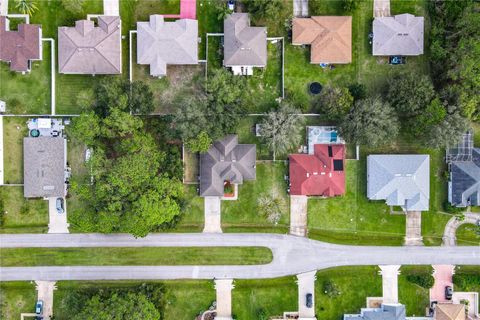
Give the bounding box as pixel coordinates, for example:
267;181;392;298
405;273;434;289
322;280;340;297
453;273;480;290
443;201;465;214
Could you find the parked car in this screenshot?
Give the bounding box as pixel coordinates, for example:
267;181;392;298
56;197;64;214
35;300;44;314
306;293;313;308
445;286;453;300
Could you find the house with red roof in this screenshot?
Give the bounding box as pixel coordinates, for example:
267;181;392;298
289;144;346;196
0;16;42;72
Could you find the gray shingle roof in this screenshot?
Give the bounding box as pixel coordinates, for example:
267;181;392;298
137;15;198;77
373;13;424;56
58;16;121;74
223;13;267;67
345;304;406;320
24;137;66;198
449;148;480;207
367;155;430;211
199;135;256;197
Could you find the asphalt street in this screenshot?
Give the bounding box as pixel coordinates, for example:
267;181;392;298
0;233;478;281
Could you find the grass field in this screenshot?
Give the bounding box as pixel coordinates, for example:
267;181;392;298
0;187;48;233
456;224;480;246
2;117;26;184
0;246;272;266
0;282;37;320
222;162;290;232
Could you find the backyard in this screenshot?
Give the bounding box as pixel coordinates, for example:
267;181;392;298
2;117;27;184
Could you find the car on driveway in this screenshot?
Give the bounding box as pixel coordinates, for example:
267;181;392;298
35;300;43;314
445;286;453;300
306;293;313;308
56;198;64;214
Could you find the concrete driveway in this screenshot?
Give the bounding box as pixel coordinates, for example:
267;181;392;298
290;195;308;237
214;279;234;320
36;281;56;319
203;197;222;233
48;197;69;234
374;0;390;17
293;0;309;17
103;0;119;16
405;211;423;246
297;271;316;319
443;213;480;246
430;265;454;303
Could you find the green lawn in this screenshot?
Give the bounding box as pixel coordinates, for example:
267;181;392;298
308;160;405;246
0;187;48;233
232;277;298;319
2;117;26;184
183;149;199;183
0;282;37;320
0;43;51;114
0;246;272;266
456;224;480;246
53;280;215;320
173;185;204;232
315;266;429;319
222;162;290;233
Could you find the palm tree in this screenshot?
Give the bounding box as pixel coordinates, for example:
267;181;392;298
15;0;38;16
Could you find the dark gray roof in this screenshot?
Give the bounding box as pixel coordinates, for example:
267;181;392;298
24;137;66;198
344;304;406;320
449;148;480;207
199;135;256;197
58;16;121;74
367;155;430;211
223;13;267;67
136;15;198;77
373;14;424;56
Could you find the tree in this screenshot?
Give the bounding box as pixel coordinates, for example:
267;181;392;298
185;131;212;153
76;88;95;111
14;0;38;15
423;107;468;148
69;107;184;237
206;69;246;106
313;86;354;121
386;73;435;118
348;82;367;101
257;193;286;224
72;292;160;320
243;0;284;21
408;97;447;138
260;103;305;160
339;97;399;147
93;78;154;116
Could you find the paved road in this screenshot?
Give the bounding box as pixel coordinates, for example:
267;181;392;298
443;213;480;246
0;233;478;281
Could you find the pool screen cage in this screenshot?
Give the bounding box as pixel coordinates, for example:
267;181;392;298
446;130;473;163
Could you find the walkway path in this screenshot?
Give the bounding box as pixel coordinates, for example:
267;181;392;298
0;233;478;281
405;211;423;246
442;212;480;246
373;0;390;17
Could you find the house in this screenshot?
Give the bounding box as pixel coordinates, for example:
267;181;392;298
367;155;430;211
136;15;198;77
434;304;465;320
0;16;42;72
24;135;66;198
289;144;345;197
344;303;407;320
199;135;256;197
372;13;424;56
223;13;267;75
447;132;480;207
58;16;121;74
292;16;352;64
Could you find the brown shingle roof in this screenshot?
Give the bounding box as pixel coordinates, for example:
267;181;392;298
292;16;352;64
435;304;465;320
0;16;42;72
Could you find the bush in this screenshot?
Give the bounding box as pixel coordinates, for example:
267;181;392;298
322;280;340;297
405;273;434;289
453;273;480;290
443;201;465;214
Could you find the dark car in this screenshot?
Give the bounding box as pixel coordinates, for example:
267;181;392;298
56;197;64;214
306;293;313;308
35;300;44;314
445;286;453;300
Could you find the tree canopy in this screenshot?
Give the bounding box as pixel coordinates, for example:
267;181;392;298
260;103;305;160
313;86;354;121
70;104;183;237
243;0;284;21
339;97;399;147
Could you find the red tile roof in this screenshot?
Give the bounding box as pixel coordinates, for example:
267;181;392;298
289;144;346;196
0;16;41;72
